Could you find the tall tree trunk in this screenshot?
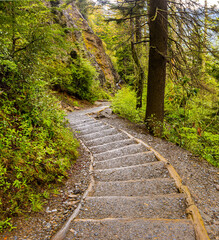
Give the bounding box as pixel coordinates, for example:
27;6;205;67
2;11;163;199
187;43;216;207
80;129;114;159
134;16;144;109
131;41;144;109
145;0;168;136
201;0;207;80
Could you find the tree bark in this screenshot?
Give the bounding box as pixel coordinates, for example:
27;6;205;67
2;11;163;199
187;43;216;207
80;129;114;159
145;0;168;136
131;41;144;109
133;16;144;109
201;0;207;80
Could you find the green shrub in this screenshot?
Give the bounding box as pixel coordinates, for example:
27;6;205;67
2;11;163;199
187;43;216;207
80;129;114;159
89;81;112;102
112;87;144;123
163;124;218;167
50;56;98;101
111;85;218;167
68;57;97;99
164;82;219;167
0;85;79;226
0;0;80;231
199;132;219;167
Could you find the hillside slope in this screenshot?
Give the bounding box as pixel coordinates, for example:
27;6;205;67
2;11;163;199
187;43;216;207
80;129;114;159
56;0;119;88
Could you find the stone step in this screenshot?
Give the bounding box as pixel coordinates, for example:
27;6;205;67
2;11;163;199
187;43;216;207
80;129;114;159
81;128;118;141
66;218;195;240
80;106;109;114
78;194;187;219
85;133;129;147
74;122;104;131
94;151;157;169
78;125;111;136
71;120;97;128
89;139;136;154
94;162;170;182
68;118;93;125
92;178;178;196
94;143;146;161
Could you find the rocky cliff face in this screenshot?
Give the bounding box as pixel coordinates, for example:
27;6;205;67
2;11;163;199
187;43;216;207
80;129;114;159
53;1;119;88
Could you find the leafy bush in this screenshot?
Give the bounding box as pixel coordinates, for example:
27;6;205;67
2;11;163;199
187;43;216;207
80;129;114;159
111;84;218;167
90;81;112;102
48;55;98;101
200;132;219;166
163;124;218;167
0;84;79;223
112;87;144;122
64;57;97;100
0;1;79;230
164;80;219;167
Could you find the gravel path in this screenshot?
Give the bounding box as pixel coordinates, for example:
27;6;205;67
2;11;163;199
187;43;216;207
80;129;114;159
52;105;214;240
1;104;218;240
96;108;219;240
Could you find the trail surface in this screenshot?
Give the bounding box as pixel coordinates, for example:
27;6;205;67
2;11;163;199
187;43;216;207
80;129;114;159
1;104;218;240
52;104;212;240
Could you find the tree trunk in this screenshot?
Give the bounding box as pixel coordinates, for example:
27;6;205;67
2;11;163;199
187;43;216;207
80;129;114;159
145;0;168;136
131;41;144;109
201;0;207;80
134;16;144;109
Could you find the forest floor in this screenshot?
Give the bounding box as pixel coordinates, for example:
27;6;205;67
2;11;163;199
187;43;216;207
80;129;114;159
1;103;218;240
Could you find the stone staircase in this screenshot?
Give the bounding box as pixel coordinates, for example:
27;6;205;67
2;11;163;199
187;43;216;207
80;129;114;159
63;112;197;240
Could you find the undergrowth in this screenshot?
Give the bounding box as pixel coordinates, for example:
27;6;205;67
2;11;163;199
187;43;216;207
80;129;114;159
0;0;110;232
112;86;219;167
111;87;143;122
49;57;111;103
0;85;79;231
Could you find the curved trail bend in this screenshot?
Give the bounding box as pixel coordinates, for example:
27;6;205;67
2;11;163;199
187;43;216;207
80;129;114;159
52;104;209;240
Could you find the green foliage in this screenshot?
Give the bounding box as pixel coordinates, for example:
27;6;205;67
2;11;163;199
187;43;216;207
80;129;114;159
49;54;111;102
90;81;112;101
29;194;44;212
75;0;94;20
46;49;98;101
164;78;219;167
115;45;136;85
112;87;143;122
0;0;79;229
207;59;219;81
163;125;219;167
111;83;218;167
0;218;15;232
0;88;79;222
89;8;119;50
67;57;97;99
